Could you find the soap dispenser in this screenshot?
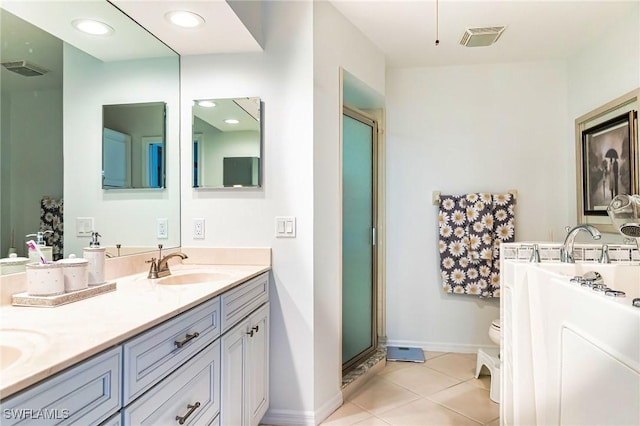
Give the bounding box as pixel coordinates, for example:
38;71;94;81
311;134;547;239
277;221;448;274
83;231;106;285
25;230;53;263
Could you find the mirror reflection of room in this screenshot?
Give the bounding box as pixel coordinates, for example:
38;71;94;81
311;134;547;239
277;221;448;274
102;102;167;189
0;8;63;261
192;97;261;188
0;1;181;265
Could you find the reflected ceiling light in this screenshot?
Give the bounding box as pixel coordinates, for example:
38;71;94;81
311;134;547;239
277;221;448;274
165;11;205;28
224;119;240;124
72;19;114;36
198;100;216;108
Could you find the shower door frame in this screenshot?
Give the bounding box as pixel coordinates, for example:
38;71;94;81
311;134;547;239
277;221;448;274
341;106;380;374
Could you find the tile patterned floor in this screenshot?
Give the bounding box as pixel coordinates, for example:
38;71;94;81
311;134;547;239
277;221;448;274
321;352;500;426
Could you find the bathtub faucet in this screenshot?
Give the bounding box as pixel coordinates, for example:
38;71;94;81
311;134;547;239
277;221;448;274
560;224;602;263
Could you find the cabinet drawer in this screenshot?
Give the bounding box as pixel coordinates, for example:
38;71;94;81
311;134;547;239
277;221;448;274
123;340;221;425
122;296;220;405
221;273;268;332
0;346;121;426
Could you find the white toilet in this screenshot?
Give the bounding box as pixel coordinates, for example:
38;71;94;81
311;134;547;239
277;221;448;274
488;319;501;346
475;319;501;403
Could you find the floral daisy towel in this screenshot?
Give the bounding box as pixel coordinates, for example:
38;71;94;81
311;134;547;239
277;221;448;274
41;197;63;261
437;193;515;298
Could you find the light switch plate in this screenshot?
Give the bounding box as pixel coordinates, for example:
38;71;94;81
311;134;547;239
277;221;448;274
76;217;94;237
275;216;296;238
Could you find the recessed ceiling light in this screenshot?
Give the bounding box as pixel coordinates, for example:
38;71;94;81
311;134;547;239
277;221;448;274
165;11;205;28
198;100;216;108
72;19;114;36
224;119;240;124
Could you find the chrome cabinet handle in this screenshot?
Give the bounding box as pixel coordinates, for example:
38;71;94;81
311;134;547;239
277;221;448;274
176;401;200;424
175;332;200;348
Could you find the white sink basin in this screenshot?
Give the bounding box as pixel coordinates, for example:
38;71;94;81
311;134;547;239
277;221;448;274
0;345;23;371
156;271;232;285
0;329;51;372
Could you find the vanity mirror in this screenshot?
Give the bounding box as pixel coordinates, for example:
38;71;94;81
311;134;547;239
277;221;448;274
192;97;262;188
0;1;180;265
103;102;167;189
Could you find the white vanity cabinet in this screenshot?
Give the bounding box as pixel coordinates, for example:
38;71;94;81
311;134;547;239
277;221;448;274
0;346;121;426
0;270;270;426
220;273;270;426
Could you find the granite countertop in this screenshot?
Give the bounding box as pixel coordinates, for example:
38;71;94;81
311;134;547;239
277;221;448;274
0;263;270;399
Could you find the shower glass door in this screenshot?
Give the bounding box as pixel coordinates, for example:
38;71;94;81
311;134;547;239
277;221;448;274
342;108;377;372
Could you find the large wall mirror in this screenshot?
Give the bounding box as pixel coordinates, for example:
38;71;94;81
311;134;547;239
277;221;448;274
0;1;180;266
103;102;167;189
193;97;262;188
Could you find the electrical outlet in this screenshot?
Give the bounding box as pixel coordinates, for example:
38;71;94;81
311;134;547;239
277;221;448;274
157;218;168;239
193;218;205;239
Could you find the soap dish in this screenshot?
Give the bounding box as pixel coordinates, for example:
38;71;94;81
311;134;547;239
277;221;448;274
12;281;116;307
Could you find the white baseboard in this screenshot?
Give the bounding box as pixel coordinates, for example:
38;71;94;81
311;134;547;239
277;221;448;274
386;339;497;354
262;391;342;426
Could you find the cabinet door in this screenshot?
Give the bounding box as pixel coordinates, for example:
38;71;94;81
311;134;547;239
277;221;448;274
220;318;249;426
248;303;269;426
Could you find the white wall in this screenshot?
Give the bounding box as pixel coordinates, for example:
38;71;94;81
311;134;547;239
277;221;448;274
567;4;639;122
386;61;570;351
180;1;318;423
197;128;260;188
0;88;62;257
566;3;640;230
177;1;639;422
384;2;639;351
64;46;180;256
313;0;385;419
180;1;385;423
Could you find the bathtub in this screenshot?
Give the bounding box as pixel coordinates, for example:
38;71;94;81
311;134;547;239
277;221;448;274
501;260;640;426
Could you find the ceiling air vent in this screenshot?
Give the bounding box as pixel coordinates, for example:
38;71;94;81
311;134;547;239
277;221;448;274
1;60;49;77
460;26;506;47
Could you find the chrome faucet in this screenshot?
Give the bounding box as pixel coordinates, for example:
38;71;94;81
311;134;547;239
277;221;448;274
157;252;188;278
560;224;601;263
147;244;188;279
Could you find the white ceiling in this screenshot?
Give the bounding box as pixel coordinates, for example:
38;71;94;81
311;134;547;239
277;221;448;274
328;0;639;68
1;0;174;62
111;0;263;56
2;1;636;75
109;0;638;67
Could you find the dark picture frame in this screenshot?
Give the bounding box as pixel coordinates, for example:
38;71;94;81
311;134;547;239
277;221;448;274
581;111;636;216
